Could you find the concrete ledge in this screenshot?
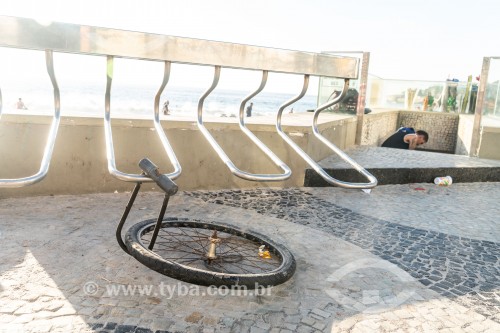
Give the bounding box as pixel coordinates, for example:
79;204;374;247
304;166;500;186
304;146;500;186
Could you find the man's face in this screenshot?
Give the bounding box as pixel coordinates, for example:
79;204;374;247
416;135;427;145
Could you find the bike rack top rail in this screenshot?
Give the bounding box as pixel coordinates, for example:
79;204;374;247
0;16;359;77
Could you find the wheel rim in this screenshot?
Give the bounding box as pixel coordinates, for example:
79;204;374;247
137;221;284;275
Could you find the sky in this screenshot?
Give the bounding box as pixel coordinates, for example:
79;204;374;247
1;0;500;93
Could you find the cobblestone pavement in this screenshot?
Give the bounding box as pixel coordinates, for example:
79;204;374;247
307;183;500;243
0;183;499;332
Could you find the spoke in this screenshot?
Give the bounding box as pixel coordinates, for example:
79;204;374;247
221;239;262;252
217;245;274;265
224;262;254;274
218;241;257;257
217;253;275;268
176;257;205;264
178;227;210;253
223;241;257;252
155;231;206;244
153;246;205;258
146;235;202;253
158;229;210;240
157;238;210;243
159;229;211;239
228;256;275;266
154;238;205;250
164;258;203;264
155;229;211;243
223;236;262;245
231;259;269;273
212;254;273;273
149;228;211;258
161;256;202;261
207;260;230;274
155;237;205;256
155;230;207;255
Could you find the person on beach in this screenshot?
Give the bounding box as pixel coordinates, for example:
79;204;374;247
246;102;253;117
16;98;27;110
162;100;170;115
381;127;428;150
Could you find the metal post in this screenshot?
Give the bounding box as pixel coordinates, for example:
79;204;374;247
115;182;142;254
355;52;370;145
470;57;490;157
148;194;170;250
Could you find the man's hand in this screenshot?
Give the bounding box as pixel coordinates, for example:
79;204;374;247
404;134;419;150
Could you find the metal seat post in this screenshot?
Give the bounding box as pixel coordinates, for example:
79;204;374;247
104;56;181;182
0;50;61;188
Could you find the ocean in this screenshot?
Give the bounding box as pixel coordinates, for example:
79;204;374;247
1;82;318;118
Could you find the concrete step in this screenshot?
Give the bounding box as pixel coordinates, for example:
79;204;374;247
304;146;500;186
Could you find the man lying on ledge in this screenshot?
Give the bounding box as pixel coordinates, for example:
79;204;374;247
382;127;429;150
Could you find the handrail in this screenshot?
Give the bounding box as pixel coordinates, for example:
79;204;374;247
104;56;181;182
0;50;61;188
0;16;359;79
276;76;377;189
196;67;292;181
311;79;377;188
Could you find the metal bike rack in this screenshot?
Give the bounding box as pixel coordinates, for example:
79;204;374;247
196;68;292;181
0;50;61;188
0;16;377;189
104;57;181;182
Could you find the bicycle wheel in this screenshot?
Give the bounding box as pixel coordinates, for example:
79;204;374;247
125;217;296;288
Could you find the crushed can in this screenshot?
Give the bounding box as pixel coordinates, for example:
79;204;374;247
434;176;453;186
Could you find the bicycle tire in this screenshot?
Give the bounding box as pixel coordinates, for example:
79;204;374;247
125;217;296;288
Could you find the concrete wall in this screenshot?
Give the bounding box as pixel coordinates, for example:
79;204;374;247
360;110;399;146
0;110;492;198
360;110;462;153
0;114;356;198
455;115;475;155
397;111;459;153
478;126;500;160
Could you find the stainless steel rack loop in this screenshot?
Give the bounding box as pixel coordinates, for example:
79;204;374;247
197;68;292;181
104;56;181;182
0;50;61;188
311;79;377;188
